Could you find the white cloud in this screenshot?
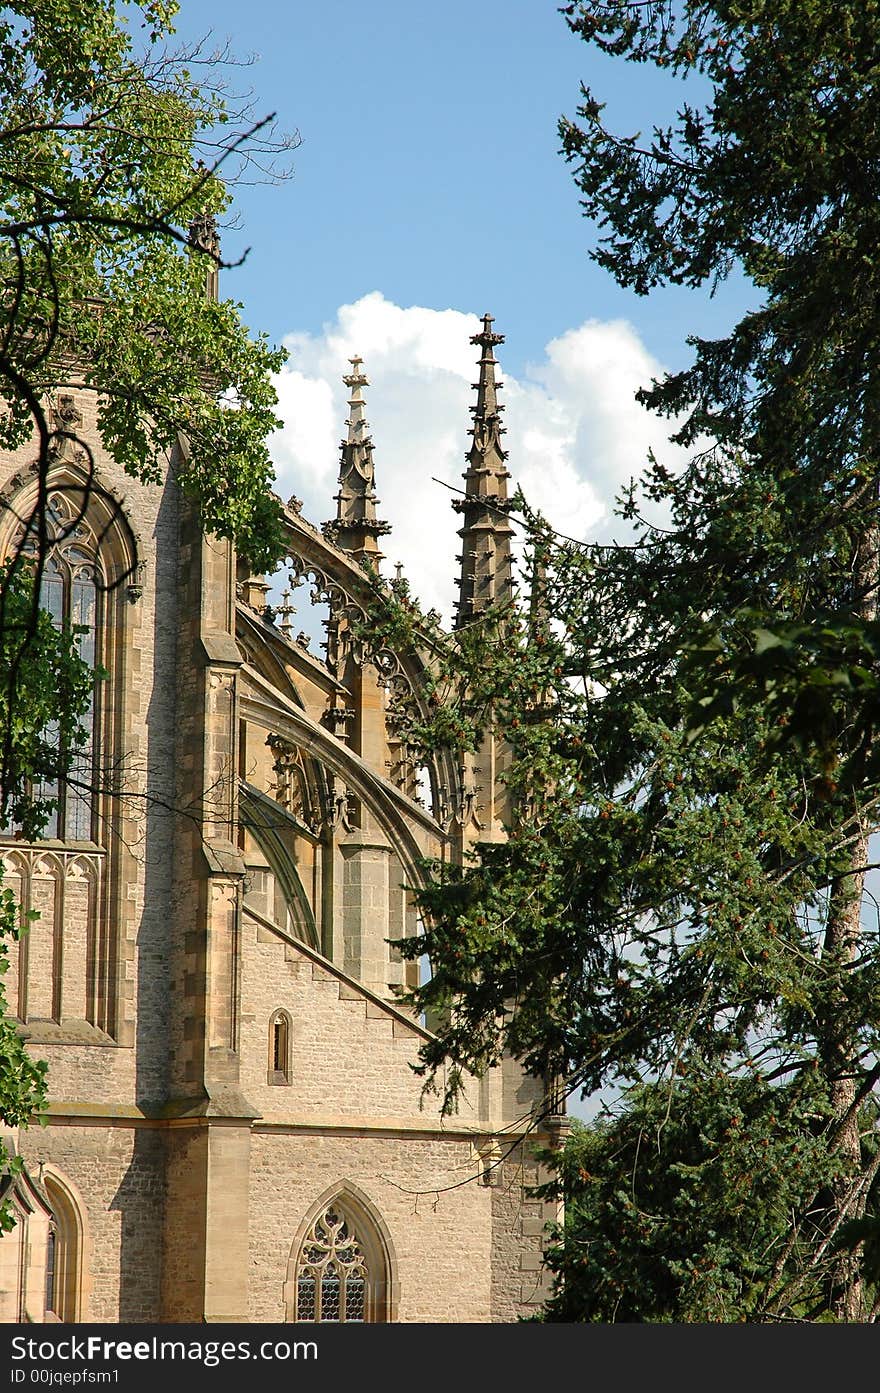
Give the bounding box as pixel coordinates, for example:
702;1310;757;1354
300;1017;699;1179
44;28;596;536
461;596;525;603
269;293;687;625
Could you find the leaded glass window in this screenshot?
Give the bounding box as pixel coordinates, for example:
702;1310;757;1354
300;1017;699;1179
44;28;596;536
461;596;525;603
294;1208;370;1322
17;496;103;842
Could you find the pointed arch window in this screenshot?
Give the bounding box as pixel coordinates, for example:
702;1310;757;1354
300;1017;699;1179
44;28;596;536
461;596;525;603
42;1173;84;1322
1;466;140;1041
36;540;102;840
293;1206;372;1322
268;1009;291;1085
7;490;108;843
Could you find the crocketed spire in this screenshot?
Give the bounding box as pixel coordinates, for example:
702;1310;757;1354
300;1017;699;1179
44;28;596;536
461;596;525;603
453;315;514;628
324;356;390;564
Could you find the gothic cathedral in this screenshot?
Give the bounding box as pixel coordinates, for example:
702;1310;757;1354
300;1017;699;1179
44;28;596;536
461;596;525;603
0;314;562;1322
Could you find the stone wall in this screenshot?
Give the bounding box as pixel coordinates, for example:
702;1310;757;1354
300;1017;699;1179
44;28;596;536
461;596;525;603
0;384;549;1324
248;1129;494;1322
15;1122;165;1322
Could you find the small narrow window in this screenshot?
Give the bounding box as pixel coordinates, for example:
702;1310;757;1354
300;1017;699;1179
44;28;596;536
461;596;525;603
273;1017;286;1071
44;1228;57;1316
268;1009;291;1085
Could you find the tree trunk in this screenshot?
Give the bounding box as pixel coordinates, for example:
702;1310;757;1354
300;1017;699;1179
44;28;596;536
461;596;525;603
822;839;867;1321
819;454;880;1321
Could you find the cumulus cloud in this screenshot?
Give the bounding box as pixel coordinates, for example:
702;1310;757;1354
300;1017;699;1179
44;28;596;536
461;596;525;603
269;292;687;624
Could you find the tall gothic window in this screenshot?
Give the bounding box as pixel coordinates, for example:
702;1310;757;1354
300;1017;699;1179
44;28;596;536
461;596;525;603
37;535;101;841
5;491;106;844
293;1206;372;1322
0;467;137;1040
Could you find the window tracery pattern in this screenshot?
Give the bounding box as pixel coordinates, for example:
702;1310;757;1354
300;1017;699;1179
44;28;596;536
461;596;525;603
15;493;104;842
294;1207;369;1322
39;550;100;840
1;845;99;1024
0;472;137;1038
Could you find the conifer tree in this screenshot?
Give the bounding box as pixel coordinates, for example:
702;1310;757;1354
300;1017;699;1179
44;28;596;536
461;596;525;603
371;0;880;1319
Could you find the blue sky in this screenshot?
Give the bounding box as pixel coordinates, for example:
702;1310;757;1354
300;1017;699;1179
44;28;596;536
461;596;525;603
165;2;759;1121
177;0;746;375
166;2;756;624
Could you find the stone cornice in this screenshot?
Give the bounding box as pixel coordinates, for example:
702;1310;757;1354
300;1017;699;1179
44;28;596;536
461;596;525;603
41;1100;545;1142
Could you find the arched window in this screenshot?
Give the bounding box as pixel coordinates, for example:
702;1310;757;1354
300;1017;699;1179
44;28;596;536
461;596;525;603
37;542;101;840
287;1191;393;1323
42;1172;85;1322
294;1206;370;1322
9;490;107;843
0;460;140;1041
268;1009;291;1085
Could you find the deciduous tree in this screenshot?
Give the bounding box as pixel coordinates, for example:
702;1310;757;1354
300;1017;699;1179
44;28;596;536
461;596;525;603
0;0;293;1219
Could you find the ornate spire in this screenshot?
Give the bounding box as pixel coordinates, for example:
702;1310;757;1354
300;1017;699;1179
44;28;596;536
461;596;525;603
324;356;390;564
453;314;514;628
187;208;220;302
